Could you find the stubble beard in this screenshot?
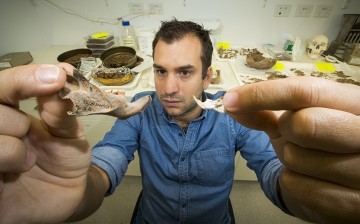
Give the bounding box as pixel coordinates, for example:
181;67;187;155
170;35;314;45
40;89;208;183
160;90;203;119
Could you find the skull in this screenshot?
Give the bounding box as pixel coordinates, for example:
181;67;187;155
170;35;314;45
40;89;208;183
306;35;328;59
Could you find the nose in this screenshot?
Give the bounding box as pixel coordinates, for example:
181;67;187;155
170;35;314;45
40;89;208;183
164;73;179;95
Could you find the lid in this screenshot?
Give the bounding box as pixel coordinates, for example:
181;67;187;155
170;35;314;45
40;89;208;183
122;20;130;26
100;46;137;68
91;32;110;39
87;34;114;44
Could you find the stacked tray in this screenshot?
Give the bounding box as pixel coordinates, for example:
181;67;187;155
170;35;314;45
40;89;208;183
86;34;115;58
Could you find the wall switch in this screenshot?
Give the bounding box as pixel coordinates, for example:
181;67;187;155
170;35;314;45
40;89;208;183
128;3;145;14
274;5;292;17
149;3;164;15
294;5;314;17
313;5;333;18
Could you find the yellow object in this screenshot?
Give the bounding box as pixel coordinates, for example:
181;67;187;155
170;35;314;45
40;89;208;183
211;65;217;72
217;42;231;50
92;32;110;39
315;62;335;72
273;61;285;71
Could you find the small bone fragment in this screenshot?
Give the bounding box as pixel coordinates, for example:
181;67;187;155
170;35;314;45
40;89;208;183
193;95;225;113
58;70;151;119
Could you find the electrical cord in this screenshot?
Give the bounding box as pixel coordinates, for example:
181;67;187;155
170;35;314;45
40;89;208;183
42;0;151;25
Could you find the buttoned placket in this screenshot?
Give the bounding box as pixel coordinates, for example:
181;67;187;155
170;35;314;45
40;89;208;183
177;120;201;223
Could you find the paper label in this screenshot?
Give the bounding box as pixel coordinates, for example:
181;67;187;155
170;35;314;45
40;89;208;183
315;62;335;72
217;42;230;49
274;62;285;71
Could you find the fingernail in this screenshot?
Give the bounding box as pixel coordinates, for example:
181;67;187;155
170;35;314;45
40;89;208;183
223;91;239;109
35;65;60;84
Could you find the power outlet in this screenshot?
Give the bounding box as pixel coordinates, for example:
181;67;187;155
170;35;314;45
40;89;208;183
149;3;164;15
294;5;314;17
274;5;292;17
128;3;145;14
313;5;333;18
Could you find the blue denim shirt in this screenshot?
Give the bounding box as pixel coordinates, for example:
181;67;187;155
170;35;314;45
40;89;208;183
92;91;287;224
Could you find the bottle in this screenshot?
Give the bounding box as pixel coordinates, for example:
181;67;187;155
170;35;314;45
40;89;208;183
121;20;137;50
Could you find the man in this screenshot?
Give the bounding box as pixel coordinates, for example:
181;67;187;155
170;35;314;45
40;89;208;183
0;19;359;224
91;19;284;223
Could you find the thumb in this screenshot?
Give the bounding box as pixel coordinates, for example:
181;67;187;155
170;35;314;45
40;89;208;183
223;90;280;138
0;64;69;107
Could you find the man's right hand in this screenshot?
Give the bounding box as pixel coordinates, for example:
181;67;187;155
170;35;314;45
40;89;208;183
0;64;92;223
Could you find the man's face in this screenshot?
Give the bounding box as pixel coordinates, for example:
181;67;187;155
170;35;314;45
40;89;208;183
153;35;211;119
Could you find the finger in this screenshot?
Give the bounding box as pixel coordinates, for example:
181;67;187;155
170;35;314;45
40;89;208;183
279;108;360;153
228;110;281;138
223;77;360;137
0;104;30;137
37;94;84;138
224;77;360;114
33;64;83;138
0;136;36;172
279;143;360;189
0;64;69;107
280;169;360;224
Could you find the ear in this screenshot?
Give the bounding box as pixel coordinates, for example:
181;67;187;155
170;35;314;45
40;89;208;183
203;66;212;90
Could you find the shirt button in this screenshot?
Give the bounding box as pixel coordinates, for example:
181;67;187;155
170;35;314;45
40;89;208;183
181;180;188;185
181;156;185;161
179;133;183;137
182;203;187;208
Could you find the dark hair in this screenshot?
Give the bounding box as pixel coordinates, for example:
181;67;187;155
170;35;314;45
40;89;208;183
152;18;213;79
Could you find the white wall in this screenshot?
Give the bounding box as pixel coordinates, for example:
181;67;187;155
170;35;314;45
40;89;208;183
0;0;359;56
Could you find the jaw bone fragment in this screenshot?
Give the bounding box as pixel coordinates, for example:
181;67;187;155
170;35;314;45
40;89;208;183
193;95;225;113
58;70;151;119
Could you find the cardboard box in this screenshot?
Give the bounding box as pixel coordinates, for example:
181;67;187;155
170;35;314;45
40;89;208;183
0;52;33;70
343;43;360;66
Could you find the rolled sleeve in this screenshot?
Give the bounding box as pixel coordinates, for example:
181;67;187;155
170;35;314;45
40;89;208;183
91;146;129;195
260;159;291;214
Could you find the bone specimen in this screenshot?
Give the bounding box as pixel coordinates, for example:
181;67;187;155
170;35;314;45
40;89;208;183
58;70;151;119
193;95;225;113
246;49;277;69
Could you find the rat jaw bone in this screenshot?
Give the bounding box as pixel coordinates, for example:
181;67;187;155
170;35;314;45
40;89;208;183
58;69;151;119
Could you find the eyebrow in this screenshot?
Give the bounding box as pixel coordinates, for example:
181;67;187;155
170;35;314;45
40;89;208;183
153;64;195;71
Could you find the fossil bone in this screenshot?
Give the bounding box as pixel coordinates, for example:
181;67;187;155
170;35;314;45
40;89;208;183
246;49;277;69
58;70;151;119
193;95;225;113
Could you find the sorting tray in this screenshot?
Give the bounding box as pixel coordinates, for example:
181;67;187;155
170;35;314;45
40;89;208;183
230;57;360;85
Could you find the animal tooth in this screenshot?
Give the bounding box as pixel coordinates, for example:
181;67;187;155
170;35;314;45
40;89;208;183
193;95;225;113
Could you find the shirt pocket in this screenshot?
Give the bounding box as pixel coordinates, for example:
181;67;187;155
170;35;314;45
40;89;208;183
194;148;233;186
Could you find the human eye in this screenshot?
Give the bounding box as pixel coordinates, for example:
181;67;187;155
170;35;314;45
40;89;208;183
177;70;191;78
154;68;167;77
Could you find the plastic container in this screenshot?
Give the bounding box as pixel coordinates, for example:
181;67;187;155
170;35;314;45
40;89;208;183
121;20;137;50
87;34;114;44
136;28;155;56
86;33;115;57
100;46;138;68
57;48;92;67
86;40;115;49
